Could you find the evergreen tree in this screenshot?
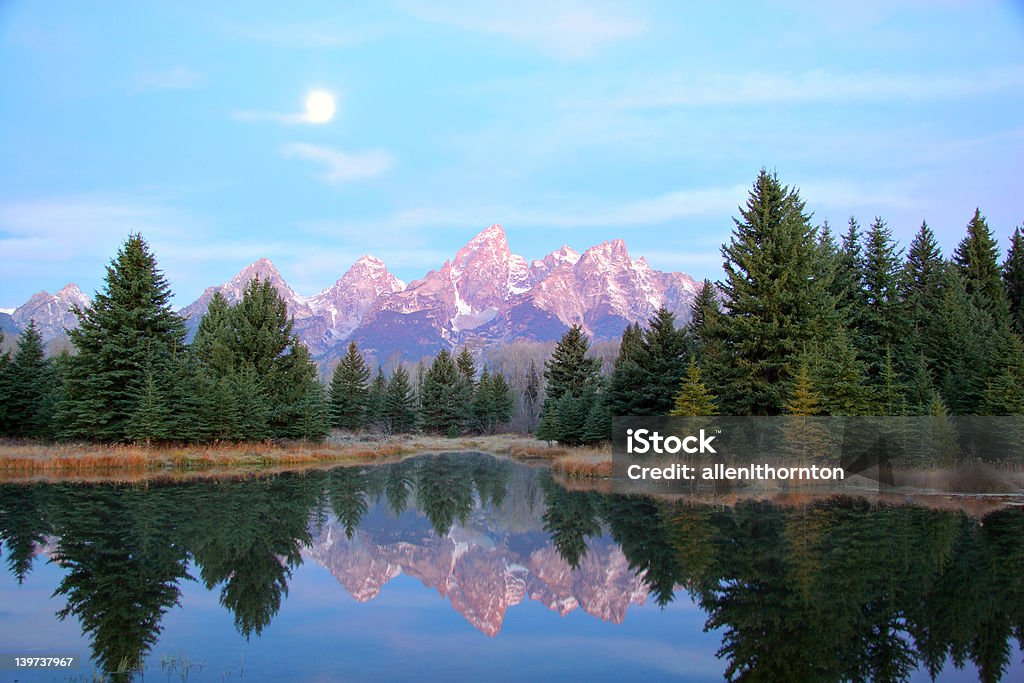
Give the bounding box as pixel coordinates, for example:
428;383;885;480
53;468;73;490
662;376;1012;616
877;348;907;417
689;280;728;394
5;321;56;438
670;360;718;417
523;358;542;432
785;362;822;416
294;382;330;440
1003;226;1024;335
365;367;388;429
454;347;476;431
716;170;836;414
581;381;613;444
901;222;946;359
329;342;370;430
472;367;496;434
191;292;235;376
608;308;690;417
127;362;175;445
60;234;186;441
542;325;601;402
456;347;477;384
419;350;465;436
383;366;417;434
954;209;1009;322
537;325;602;443
837;217;868;331
982;329;1024;415
924;266;988;414
860;217;906;381
805;331;871;416
0;334;11;435
487;373;513;432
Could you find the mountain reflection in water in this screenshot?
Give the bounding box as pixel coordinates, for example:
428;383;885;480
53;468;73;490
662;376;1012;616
1;452;1023;682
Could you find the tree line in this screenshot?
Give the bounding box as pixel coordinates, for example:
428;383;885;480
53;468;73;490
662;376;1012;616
327;342;512;437
535;170;1024;445
2;170;1022;445
0;234;512;443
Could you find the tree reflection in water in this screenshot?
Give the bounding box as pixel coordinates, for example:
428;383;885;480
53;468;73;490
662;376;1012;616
0;452;1022;682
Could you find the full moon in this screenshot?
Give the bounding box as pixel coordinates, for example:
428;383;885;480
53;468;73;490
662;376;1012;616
304;90;335;124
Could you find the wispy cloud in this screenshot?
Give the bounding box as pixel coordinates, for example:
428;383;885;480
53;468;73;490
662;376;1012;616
132;67;204;93
281;143;395;183
585;66;1024;110
400;0;646;60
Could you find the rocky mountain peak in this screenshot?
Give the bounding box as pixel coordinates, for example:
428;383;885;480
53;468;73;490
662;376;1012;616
10;283;90;341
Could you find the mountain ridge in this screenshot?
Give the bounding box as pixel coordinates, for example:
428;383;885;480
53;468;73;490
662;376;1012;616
7;225;701;363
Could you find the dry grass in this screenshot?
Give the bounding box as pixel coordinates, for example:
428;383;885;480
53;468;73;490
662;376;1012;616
0;433;606;482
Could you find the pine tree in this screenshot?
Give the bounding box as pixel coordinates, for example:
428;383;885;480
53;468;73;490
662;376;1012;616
60;234;186;441
785;362;822;416
581;378;613;444
329;342;370;430
905;352;936;416
454;348;476;431
419;350;464;435
1003;226;1024;336
608;309;690;417
294;382;330;441
365;367;388;429
5;321;56;438
456;347;476;384
537;325;602;443
689;280;728;395
954;208;1009;322
472;368;497;434
383;366;417;434
716;170;836;414
837;217;868;332
192;292;235;376
523;358;541;432
983;328;1024;415
670;360;718;417
807;330;871;416
127;362;175;445
860;217;906;381
542;325;601;402
877;348;907;417
901;222;946;360
924;266;988;414
0;333;11;435
232;365;270;440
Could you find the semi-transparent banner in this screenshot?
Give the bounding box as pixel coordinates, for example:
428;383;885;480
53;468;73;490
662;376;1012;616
611;416;1024;495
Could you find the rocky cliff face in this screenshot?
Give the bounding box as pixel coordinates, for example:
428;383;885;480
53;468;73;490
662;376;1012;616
11;224;700;362
10;283;89;341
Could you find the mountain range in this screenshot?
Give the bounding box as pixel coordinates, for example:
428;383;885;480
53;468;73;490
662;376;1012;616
4;224;701;363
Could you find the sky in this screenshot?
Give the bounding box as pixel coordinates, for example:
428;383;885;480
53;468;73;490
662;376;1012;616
2;1;1023;309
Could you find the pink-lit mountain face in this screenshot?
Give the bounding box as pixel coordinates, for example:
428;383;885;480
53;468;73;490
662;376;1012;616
302;504;649;637
11;225;701;362
9;284;90;341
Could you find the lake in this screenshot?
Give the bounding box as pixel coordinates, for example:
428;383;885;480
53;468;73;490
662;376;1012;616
1;452;1022;682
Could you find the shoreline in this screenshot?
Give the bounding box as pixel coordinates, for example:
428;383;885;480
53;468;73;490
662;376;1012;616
0;433;610;483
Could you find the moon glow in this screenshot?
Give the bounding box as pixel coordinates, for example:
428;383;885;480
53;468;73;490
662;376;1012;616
304;90;336;123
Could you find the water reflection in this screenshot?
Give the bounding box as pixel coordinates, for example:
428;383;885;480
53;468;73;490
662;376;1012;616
0;453;1022;682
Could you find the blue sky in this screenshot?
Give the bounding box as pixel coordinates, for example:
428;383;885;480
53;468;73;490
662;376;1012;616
1;1;1023;308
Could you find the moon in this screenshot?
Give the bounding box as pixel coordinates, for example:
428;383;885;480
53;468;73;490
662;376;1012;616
304;90;335;124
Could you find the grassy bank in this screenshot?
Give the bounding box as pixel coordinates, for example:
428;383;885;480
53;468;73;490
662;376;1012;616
0;433;607;481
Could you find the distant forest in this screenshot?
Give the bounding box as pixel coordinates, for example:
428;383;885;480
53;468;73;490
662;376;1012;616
1;170;1022;447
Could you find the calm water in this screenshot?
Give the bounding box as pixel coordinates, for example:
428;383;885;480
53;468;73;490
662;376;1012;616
0;452;1022;682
